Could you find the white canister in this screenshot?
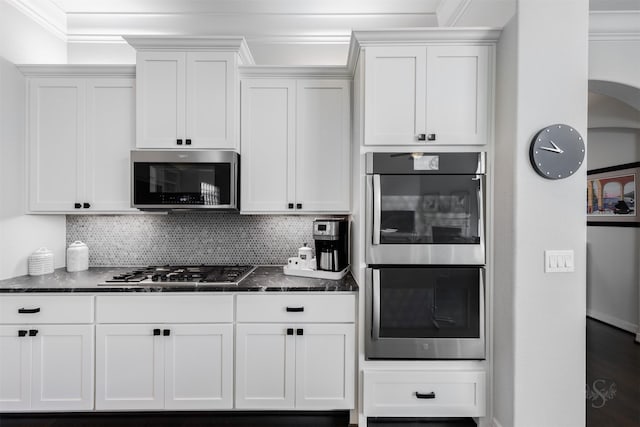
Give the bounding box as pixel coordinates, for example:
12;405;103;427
298;243;313;269
66;241;89;272
28;247;54;276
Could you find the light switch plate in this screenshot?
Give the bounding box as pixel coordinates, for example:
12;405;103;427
545;250;574;273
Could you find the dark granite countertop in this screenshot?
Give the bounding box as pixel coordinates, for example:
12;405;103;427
0;266;358;293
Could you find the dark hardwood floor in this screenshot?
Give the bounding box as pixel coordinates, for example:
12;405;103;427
586;317;640;427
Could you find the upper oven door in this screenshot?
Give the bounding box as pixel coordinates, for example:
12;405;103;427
131;150;238;210
366;169;485;265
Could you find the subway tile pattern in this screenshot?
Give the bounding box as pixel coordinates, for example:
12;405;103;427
66;214;316;267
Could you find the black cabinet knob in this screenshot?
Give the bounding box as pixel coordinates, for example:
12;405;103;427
28;329;38;337
288;203;294;209
153;329;161;336
74;203;82;209
176;139;183;145
18;330;28;337
296;328;303;336
296;203;302;209
427;134;437;141
83;202;91;209
417;134;426;141
185;139;192;145
163;329;171;336
287;328;294;336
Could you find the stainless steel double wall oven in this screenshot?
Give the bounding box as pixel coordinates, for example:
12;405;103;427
365;152;486;360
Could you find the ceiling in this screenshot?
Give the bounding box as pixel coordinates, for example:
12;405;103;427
6;0;638;65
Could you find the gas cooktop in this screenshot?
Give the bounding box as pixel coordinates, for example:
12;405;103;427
99;265;255;286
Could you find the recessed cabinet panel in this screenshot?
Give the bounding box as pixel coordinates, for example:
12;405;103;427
240;80;294;211
425;46;489;145
136;52;184;148
86;80;136;212
28;80;84;211
0;327;30;411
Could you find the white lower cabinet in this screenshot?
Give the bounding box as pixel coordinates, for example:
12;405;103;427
95;323;233;410
0;325;94;411
95;295;234;411
363;370;486;418
235;294;355;410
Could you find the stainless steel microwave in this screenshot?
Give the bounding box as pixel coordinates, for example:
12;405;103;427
131;150;239;211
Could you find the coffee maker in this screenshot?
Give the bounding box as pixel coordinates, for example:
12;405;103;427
313;218;349;272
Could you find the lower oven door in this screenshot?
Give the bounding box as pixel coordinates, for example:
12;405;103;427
365;266;485;360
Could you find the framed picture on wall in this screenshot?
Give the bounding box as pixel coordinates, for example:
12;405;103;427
587;162;640;227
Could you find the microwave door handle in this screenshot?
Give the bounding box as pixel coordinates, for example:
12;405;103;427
475;174;485;249
372;269;381;340
372;174;381;245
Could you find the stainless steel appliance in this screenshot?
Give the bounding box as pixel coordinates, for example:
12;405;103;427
365;266;485;360
366;152;485;265
99;265;255;286
131;150;239;211
313;218;349;272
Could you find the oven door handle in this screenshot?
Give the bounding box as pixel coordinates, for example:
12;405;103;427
372;174;381;245
372;269;381;340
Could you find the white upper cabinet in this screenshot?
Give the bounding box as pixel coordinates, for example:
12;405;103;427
135;51;238;150
241;78;350;214
24;67;136;213
364;45;492;146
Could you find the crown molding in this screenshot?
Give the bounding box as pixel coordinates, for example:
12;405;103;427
5;0;67;41
436;0;473;27
347;27;501;73
123;36;254;64
239;65;351;79
589;10;640;41
17;64;135;78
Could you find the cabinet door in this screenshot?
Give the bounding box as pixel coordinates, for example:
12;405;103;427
95;324;164;410
136;52;186;148
295;324;355;410
164;324;233;410
364;47;426;145
0;326;31;411
186;52;236;149
240;80;295;212
28;78;85;211
425;46;490;145
85;78;136;212
295;80;351;212
235;324;295;409
31;325;94;410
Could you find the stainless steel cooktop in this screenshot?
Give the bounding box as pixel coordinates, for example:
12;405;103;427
99;265;255;286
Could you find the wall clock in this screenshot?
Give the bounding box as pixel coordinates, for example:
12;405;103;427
529;124;585;180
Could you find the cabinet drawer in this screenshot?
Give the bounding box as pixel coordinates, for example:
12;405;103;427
96;295;233;323
236;294;355;323
0;295;94;324
363;370;485;417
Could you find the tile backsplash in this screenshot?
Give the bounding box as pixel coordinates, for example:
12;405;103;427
66;213;316;267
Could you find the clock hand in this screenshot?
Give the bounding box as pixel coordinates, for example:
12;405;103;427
540;146;562;153
549;140;564;153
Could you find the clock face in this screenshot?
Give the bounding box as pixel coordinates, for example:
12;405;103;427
529;124;585;180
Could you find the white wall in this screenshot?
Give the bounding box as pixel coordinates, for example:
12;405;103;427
590;40;640;91
493;0;588;426
0;1;67;280
67;41;135;64
0;0;67;64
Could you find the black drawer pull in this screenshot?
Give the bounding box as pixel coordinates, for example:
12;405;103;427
286;307;304;313
288;203;294;209
153;329;161;336
83;202;91;209
163;329;171;336
18;330;28;337
18;307;40;314
287;328;294;336
185;139;192;145
415;391;436;399
427;134;437;141
74;203;82;209
177;139;183;145
296;328;304;336
29;329;38;337
296;203;302;209
417;134;426;141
